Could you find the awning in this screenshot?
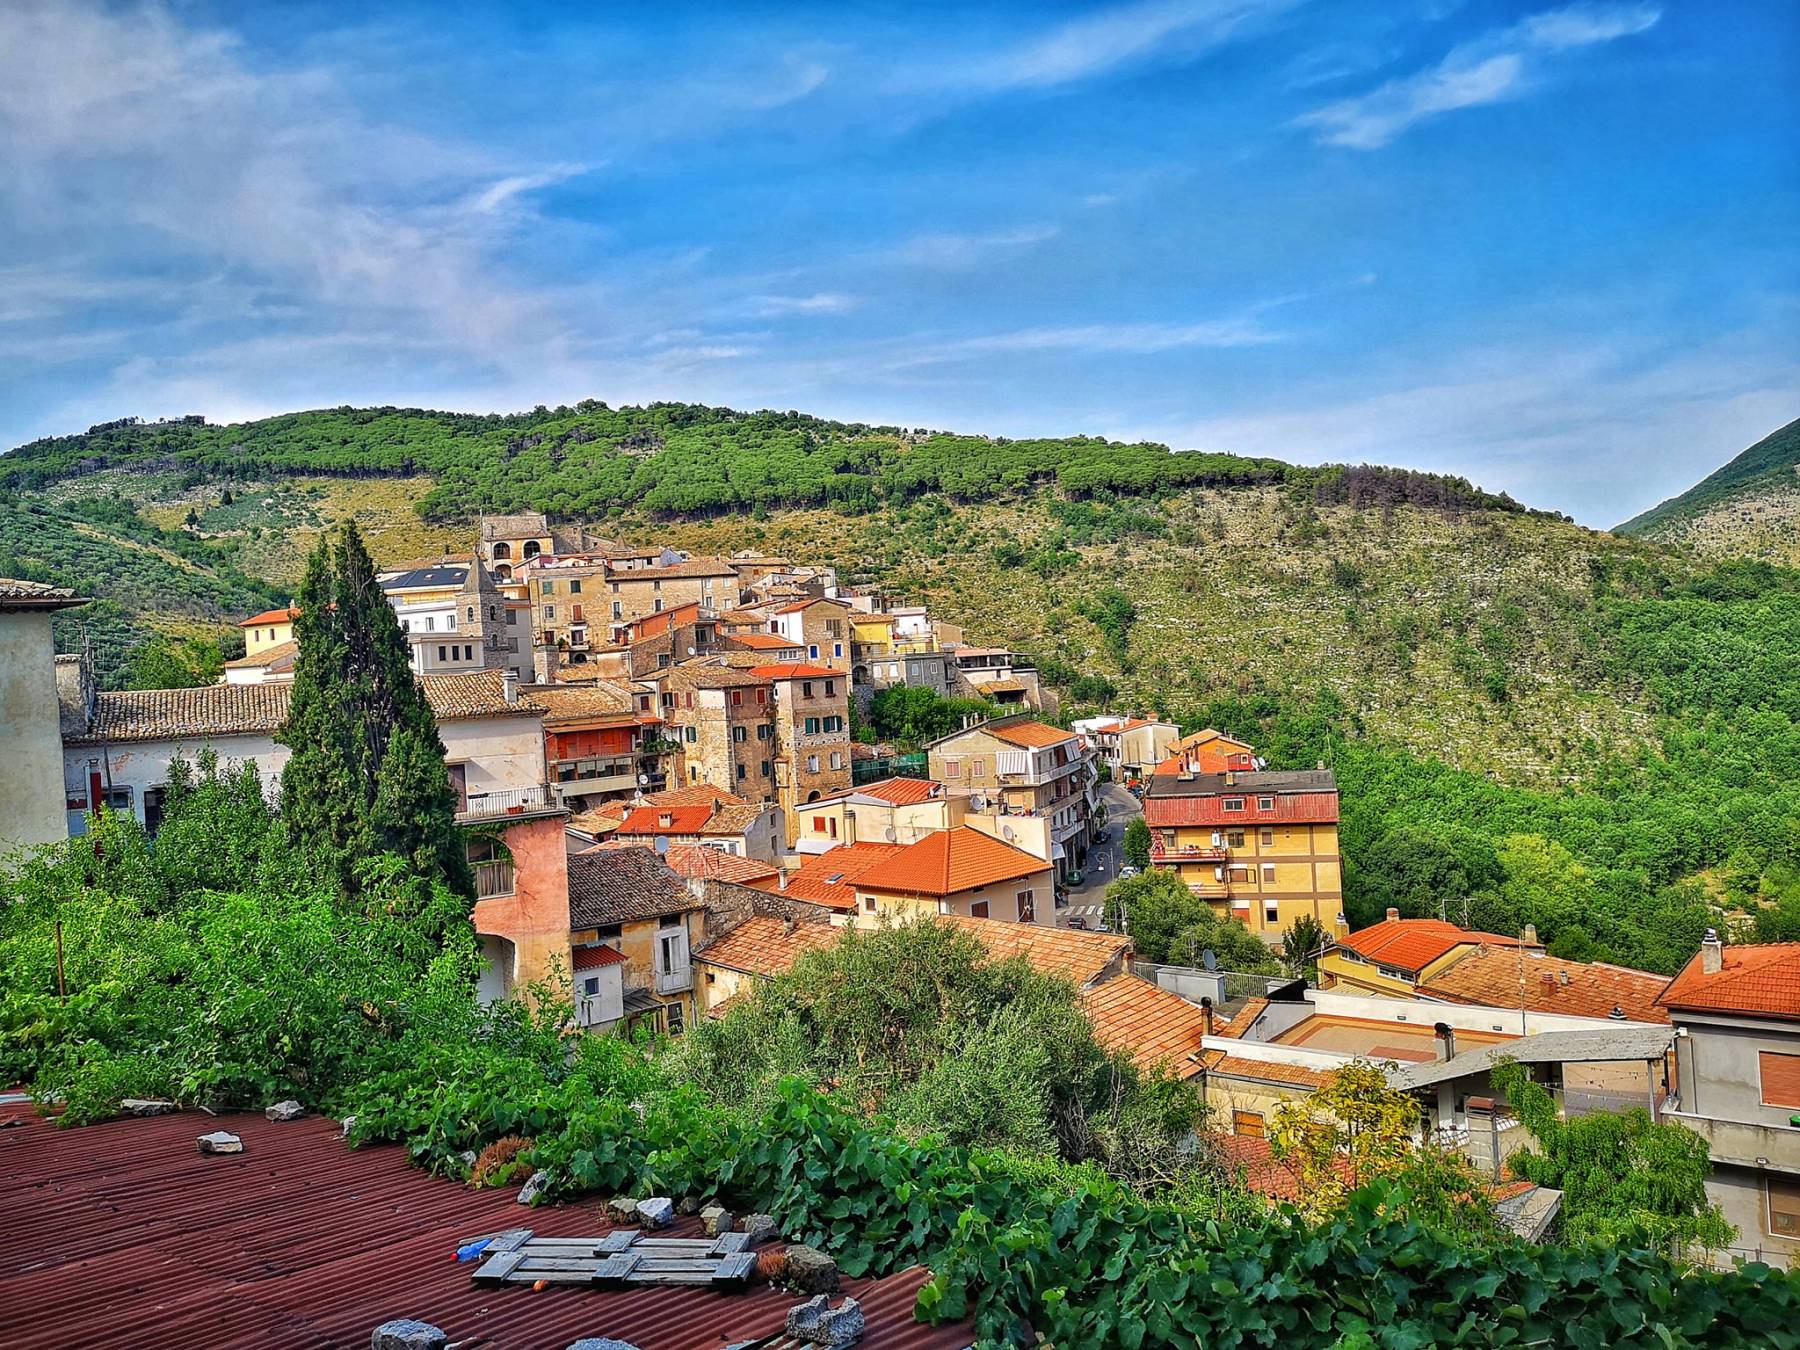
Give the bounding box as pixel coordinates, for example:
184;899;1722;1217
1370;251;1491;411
1052;843;1067;861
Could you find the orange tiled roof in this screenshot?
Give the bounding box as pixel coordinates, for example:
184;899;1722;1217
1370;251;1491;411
852;827;1048;898
1199;1050;1330;1090
221;639;298;670
748;842;907;911
747;663;841;680
586;842;777;885
239;606;299;628
1337;918;1530;975
1213;1135;1354;1203
814;776;941;808
727;632;803;650
985;720;1074;749
572;944;627;971
1211;997;1270;1039
646;784;748;808
940;915;1131;988
1423;949;1670;1024
1658;942;1800;1022
1082;976;1210;1078
615;805;715;835
697;915;842;977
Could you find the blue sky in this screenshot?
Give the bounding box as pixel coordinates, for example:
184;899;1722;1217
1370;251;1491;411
1;1;1794;524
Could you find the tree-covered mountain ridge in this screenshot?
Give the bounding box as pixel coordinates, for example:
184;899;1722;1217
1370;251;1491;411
1617;416;1800;565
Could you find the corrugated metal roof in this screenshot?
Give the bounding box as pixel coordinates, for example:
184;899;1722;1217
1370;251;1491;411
0;1102;971;1350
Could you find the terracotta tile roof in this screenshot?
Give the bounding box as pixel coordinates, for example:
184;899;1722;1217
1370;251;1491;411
1211;997;1270;1039
697;915;842;977
647;784;748;808
724;632;803;650
660;846;779;885
630;558;740;579
238;605;299;628
419;670;543;721
221;638;298;670
566;847;697;928
1335;918;1528;975
1423;949;1671;1024
979;678;1031;694
0;578;88;610
0;1101;973;1350
1199;1051;1331;1090
616;805;716;836
773;597;834;614
748;842;907;911
940;915;1131;988
527;682;635;722
1658;942;1800;1022
699;803;776;836
1215;1135;1354;1202
747;663;842;680
1081;976;1210;1078
571;943;627;971
666;663;770;690
64;682;292;745
813;776;942;807
985;719;1074;749
852;826;1048;898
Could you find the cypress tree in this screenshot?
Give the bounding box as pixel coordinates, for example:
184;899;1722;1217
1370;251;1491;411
278;524;471;895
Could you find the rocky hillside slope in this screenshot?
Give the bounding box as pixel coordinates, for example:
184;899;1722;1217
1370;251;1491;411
1618;417;1800;564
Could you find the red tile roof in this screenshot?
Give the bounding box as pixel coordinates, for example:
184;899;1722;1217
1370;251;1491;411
1199;1051;1331;1090
616;804;715;836
852;827;1049;898
746;663;842;680
238;605;299;628
0;1102;968;1350
748;842;906;911
727;632;803;650
646;784;748;808
584;842;779;886
1211;997;1271;1040
572;943;627;971
985;720;1075;749
1423;949;1670;1024
1658;942;1800;1022
697;915;843;977
940;915;1132;988
1081;976;1210;1078
1335;918;1529;975
1214;1135;1355;1202
814;776;942;807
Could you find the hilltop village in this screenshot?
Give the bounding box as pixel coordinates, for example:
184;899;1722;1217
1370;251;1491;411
4;505;1794;1287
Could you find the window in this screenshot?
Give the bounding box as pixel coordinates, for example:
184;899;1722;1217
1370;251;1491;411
808;644;819;659
652;597;664;614
731;726;746;744
1258;796;1275;811
542;580;555;595
1771;1178;1800;1237
446;615;457;631
437;645;447;662
825;680;835;697
685;726;698;744
804;717;820;735
732;690;742;706
570;579;582;594
833;643;843;657
829;752;842;770
806;755;819;773
1227;830;1245;848
736;764;746;780
543;606;555;621
1222;797;1244;812
1260;828;1274;848
664;1003;684;1037
761;760;772;777
1265;903;1280;925
802;681;814;698
970;900;990;919
466;606;475;622
864;895;877;913
971;757;985;776
1761;1052;1800;1108
1017;890;1034;923
757;724;770;741
612;601;622;619
1261;862;1276;884
943;759;961;777
1232;1110;1266;1139
812;816;828;832
581;975;601;997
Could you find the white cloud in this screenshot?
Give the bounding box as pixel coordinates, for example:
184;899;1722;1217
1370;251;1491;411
892;225;1060;268
973;0;1296;90
749;292;860;317
467;165;589;215
1298;2;1659;149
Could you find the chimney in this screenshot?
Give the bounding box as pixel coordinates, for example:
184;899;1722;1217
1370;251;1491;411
1557;969;1570;986
1201;998;1214;1038
1433;1022;1456;1063
1608;1004;1626;1020
1333;912;1350;939
1701;928;1723;975
1385;907;1400;923
1522;923;1539;946
502;668;519;704
778;869;790;892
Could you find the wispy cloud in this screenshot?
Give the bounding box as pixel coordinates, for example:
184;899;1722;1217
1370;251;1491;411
1297;2;1659;149
749;292;860;317
892;225;1060;268
467;165;589;215
970;0;1297;91
887;314;1283;370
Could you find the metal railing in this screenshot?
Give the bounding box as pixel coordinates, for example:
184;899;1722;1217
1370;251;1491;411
474;859;515;899
456;783;556;821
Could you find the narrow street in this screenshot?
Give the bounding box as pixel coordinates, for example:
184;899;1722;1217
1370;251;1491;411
1063;780;1142;929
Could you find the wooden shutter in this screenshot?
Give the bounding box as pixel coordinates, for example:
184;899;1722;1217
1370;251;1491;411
1760;1051;1800;1109
1770;1178;1800;1238
1232;1110;1266;1139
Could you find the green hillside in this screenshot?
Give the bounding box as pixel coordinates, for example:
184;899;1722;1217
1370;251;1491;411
6;400;1800;972
1617;417;1800;563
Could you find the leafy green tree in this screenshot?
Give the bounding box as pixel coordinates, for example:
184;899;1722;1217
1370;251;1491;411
1103;869;1276;972
1281;914;1327;978
125;633;228;690
1122;816;1151;870
1350;825;1503;926
278;523;470;895
1493;1061;1734;1258
866;685;999;748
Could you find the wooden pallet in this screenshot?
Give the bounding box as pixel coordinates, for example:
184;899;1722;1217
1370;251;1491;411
470;1228;756;1289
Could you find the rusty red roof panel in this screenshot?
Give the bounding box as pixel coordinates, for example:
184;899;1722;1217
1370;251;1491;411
0;1102;972;1350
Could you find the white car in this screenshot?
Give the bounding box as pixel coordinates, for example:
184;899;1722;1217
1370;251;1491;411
1118;865;1139;879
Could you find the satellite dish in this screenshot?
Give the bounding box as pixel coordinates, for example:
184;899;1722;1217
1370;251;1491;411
653;836;671;856
883;826;897;842
1201;949;1218;972
970;794;988;811
637;773;650;785
1002;826;1017;842
687;646;696;655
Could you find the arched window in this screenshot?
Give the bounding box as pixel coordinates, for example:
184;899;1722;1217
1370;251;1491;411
492;542;512;560
466;606;475;622
494;564;512;581
522;540;542;560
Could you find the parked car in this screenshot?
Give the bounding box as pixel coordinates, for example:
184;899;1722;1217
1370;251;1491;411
1118;864;1139;879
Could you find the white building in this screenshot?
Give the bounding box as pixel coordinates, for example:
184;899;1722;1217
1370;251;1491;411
1;580;90;852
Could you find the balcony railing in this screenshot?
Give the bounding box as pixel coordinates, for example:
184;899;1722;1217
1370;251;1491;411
1660;1108;1800;1172
1151;846;1228;862
455;783;557;823
655;965;693;995
474;859;515;899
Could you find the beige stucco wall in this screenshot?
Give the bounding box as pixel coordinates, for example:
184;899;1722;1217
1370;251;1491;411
2;612;74;851
856;864;1055;928
64;733;288;835
440;715;546;797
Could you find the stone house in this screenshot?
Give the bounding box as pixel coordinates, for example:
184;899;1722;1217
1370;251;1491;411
750;662;852;845
764;597;854;673
0;580;89;851
659;664;778;801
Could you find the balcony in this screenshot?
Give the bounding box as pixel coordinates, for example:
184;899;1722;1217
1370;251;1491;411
1151;845;1228;863
455;783;559;823
1660;1107;1800;1174
474;859;515;899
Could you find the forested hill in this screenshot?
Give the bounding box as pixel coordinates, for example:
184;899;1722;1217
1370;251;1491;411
1617;416;1800;564
4;402;1539;521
